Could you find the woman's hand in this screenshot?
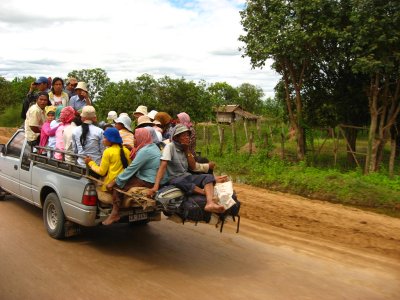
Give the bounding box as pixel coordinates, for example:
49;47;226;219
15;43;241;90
106;180;116;191
146;188;157;198
84;156;92;164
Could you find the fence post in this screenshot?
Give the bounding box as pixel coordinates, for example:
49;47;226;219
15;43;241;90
244;119;249;142
256;119;261;140
203;125;206;141
280;132;285;159
231;123;237;153
219;127;224;156
269;125;274;143
263;132;268;148
249;131;254;155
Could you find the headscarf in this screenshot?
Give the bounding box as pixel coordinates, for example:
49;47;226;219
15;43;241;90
154;112;172;126
146;127;160;143
130;128;153;160
177;112;192;128
60;106;76;124
55;105;64;120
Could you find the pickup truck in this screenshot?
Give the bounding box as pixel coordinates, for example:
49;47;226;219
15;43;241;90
0;129;161;239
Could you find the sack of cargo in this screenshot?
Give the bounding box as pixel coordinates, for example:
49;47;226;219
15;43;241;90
155;185;185;215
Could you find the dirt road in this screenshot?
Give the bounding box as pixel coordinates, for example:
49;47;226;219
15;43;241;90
0;196;400;300
1;127;400;298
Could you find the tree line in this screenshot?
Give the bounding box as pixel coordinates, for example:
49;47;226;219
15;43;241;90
0;69;274;126
240;0;400;173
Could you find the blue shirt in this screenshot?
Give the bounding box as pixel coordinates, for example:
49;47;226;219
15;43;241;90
72;124;105;166
69;95;87;111
116;143;168;188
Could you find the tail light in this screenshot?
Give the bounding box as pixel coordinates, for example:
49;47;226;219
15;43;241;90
82;183;98;206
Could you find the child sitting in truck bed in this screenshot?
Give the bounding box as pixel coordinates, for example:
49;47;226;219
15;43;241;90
84;127;131;225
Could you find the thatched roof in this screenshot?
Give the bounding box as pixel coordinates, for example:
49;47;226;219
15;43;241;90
214;104;259;120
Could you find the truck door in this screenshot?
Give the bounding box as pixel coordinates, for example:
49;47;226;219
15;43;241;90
0;131;24;196
19;140;34;203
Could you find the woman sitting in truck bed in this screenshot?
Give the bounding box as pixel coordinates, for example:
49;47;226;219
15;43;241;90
72;106;105;166
105;127;168;225
84;127;131;225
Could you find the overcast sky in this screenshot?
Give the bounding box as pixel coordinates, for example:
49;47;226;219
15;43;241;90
0;0;279;98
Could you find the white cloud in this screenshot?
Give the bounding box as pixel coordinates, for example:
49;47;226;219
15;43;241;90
0;0;280;98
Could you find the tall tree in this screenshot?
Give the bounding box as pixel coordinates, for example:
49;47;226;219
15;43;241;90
95;80;140;120
67;68;110;101
240;0;336;159
237;83;264;114
350;0;400;173
208;82;239;107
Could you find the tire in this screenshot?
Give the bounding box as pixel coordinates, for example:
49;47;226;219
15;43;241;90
43;192;66;239
0;187;7;201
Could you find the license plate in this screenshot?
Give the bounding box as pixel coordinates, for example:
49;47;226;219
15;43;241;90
129;212;148;222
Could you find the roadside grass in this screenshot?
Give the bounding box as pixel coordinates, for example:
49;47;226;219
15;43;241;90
196;123;400;217
0;105;23;127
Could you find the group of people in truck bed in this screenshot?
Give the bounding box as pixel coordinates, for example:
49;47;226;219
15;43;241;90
23;76;226;225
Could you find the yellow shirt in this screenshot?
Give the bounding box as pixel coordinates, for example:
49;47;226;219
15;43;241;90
24;104;45;142
88;144;131;191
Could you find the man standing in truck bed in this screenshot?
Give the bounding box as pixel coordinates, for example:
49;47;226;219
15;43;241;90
24;92;48;148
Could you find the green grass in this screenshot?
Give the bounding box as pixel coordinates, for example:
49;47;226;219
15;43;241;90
0;105;23;127
196;123;400;217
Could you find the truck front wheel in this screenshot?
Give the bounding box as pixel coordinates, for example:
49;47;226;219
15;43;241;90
43;193;66;239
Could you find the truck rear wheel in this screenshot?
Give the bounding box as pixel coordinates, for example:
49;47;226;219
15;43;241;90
43;193;66;239
0;187;7;200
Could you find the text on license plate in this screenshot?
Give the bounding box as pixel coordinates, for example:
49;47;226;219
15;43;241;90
129;213;148;222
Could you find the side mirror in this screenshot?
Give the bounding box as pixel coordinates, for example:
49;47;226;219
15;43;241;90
0;144;5;154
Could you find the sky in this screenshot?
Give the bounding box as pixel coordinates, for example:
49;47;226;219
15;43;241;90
0;0;280;98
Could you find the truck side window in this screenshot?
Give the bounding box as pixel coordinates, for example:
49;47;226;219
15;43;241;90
6;131;25;158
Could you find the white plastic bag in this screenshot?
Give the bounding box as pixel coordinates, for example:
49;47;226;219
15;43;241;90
214;181;236;210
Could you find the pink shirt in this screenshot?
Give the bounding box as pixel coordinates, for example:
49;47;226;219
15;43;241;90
54;124;65;160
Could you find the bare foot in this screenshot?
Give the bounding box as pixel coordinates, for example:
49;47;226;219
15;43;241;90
102;214;120;225
204;203;225;213
215;175;228;183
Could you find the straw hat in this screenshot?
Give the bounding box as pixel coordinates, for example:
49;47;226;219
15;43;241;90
136;115;154;128
133;105;148;117
75;82;88;92
80;105;96;118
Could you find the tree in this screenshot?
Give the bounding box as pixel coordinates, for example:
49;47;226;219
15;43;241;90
237;83;264;114
156;76;212;121
240;0;337;159
67;68;110;101
95;80;140;120
350;0;400;173
207;82;239;107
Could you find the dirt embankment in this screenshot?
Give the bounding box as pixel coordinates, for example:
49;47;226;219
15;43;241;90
1;127;399;260
0;128;18;144
235;183;400;260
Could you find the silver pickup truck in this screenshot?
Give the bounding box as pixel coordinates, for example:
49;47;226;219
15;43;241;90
0;129;161;239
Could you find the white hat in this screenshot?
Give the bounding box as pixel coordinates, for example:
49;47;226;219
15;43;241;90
107;111;118;121
80;105;96;118
133;105;148;117
114;115;132;132
147;110;158;120
119;112;129;117
75;81;88;92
